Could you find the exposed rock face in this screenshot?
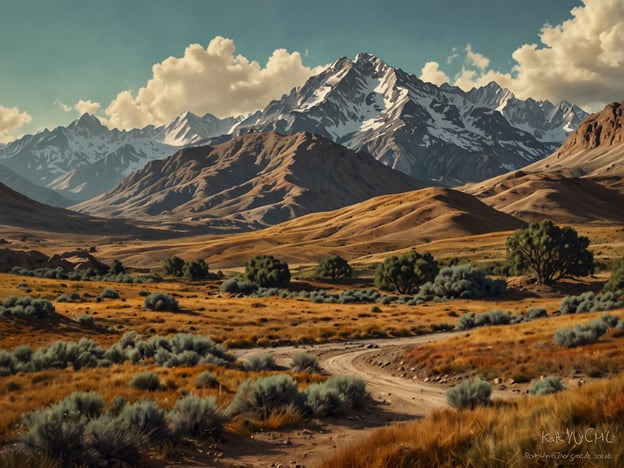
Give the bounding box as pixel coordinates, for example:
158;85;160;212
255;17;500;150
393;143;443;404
0;248;108;273
556;101;624;151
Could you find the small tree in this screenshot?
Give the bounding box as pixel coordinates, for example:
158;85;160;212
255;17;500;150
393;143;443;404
374;251;438;294
506;220;594;285
110;259;126;275
162;256;185;277
244;255;290;288
182;259;210;280
603;260;624;293
315;255;352;281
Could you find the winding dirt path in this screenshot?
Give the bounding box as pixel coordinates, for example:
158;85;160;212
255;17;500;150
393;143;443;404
217;332;461;467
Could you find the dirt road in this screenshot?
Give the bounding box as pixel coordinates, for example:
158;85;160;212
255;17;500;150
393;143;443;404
218;332;461;467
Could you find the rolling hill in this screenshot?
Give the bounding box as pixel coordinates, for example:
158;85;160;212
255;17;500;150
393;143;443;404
463;101;624;223
73;131;427;231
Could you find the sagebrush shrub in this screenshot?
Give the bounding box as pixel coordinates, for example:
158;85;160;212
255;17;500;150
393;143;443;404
603;260;624;293
559;291;624;314
422;265;506;300
195;371;219;388
553;319;609;347
129;372;162;391
446;377;492;409
144;293;179;311
167;395;225;439
100;288;120;299
529;376;565;396
227;374;301;419
220;277;258;294
119;399;169;442
83;414;144;466
290;351;322;374
243;353;277;371
0;296;55;318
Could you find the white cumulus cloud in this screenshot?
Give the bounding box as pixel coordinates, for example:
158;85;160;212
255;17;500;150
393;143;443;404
74;100;101;115
0;105;32;144
424;0;624;110
103;36;325;129
419;61;451;86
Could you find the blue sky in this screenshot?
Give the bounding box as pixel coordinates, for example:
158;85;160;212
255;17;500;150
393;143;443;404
2;0;623;142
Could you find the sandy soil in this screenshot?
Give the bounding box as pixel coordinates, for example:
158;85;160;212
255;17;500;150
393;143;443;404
203;333;461;467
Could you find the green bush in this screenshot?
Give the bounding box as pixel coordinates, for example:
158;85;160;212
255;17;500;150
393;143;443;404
421;264;506;300
182;259;210;280
100;288;120;299
455;310;516;330
603;260;624;293
244;255;291;288
220;277;258;294
527;307;548;319
82;414;143;466
162;256;185;277
529;376;565;396
304;376;370;417
243;353;277;371
227;374;301;419
195;371;219;389
56;291;81;303
553;319;609;347
167;395;226;439
0;296;56;318
446;377;492;410
129;372;162;391
144;292;179;311
76;314;95;326
315;255;352;281
118;399;169;443
559;291;624;314
506;220;594;285
375;251;439;294
290;351;322;374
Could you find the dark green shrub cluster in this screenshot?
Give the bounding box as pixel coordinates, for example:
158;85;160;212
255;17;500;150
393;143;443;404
527;307;548;319
0;296;55;318
420;265;506;300
242;353;277;371
17;392;143;467
455;310;519;330
56;291;81;303
559;291;624;314
227;374;370;420
16;391;226;466
220;277;258;294
195;371;219;389
244;255;290;288
375;251;439;294
315;255;352;281
76;314;95;326
0;333;235;377
167;395;226;440
144;292;179;311
553;317;612;347
529;376;565;396
227;374;301;419
10;266;161;284
290;351;322;374
446;377;492;410
105;332;236;368
100;288;120;299
129;372;162;391
603;260;624;293
304;376;369;417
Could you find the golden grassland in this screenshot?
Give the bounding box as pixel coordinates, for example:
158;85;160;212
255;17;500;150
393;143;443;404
405;307;624;382
321;375;624;467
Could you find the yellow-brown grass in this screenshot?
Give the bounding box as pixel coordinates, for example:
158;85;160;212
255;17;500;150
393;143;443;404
405;308;624;382
320;375;624;467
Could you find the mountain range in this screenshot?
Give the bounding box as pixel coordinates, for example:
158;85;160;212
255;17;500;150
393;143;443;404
0;53;586;205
